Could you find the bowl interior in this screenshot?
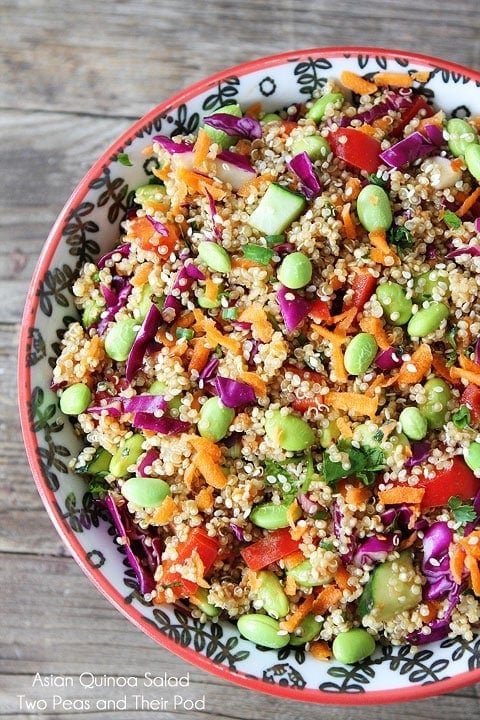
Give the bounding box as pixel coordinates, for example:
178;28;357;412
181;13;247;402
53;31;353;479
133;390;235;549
19;47;480;704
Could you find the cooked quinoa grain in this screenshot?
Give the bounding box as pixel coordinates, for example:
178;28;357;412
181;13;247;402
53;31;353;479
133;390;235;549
55;72;480;659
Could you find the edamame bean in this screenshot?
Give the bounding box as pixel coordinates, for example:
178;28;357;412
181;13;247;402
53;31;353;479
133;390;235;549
413;269;450;301
256;570;290;619
419;377;452;429
465;142;480;181
464;441;480;471
261;112;282;123
190;587;220;617
59;383;92;415
264;409;315;451
356;184;393;232
250;501;301;530
286;559;333;587
289;613;323;646
198;240;231;273
277;251;313;289
291;135;331;161
399;406;428;441
332;628;376;664
343;333;378;375
319;419;340;448
121;476;171;507
134;183;166;205
237;614;290;649
306;92;344;122
376;282;413;326
407;302;449;338
104;318;138;361
136;283;154;320
198;396;235;442
446;118;478;158
109;433;145;477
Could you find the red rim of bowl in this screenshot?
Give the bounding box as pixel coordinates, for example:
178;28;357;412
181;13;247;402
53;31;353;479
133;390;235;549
18;46;480;704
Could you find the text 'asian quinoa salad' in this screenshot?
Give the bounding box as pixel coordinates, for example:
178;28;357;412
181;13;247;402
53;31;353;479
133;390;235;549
53;67;480;664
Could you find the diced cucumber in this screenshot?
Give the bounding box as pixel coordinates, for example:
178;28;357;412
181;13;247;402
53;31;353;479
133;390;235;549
358;551;420;622
202;103;242;149
248;183;307;236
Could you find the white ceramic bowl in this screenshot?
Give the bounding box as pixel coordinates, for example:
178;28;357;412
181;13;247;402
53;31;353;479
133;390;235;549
19;47;480;704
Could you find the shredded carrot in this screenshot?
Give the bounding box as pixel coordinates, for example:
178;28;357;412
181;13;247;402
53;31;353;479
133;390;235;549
335;564;351;591
458;530;480;560
417;110;444;134
279;594;315;633
466;554;480;595
395;343;432;385
324;391;378;419
309;640;333;660
194;450;227;489
238;305;274;343
141;144;154;156
152;164;171;182
411;70;431;83
238;371;267;397
378;486;426;506
456;186;480;217
244;101;262;118
359;315;391;350
203;318;242;354
286;499;300;528
373;71;413;88
312;585;343;616
196;485;215;511
340;69;378;95
231;257;263;270
183;461;199;489
187;435;222;462
279;120;299;137
204;277;220;304
432;352;461;385
450;367;480;387
284;573;298;596
459;354;480;374
333;306;358;333
369;229;400;266
345;176;362;201
364;372;397;398
356;124;379;138
175;165;226;201
150;495;177;525
422;600;442;624
450;157;466;173
450;544;467;585
344;482;372;506
130;261;153;287
312;324;346;346
335;415;353;438
283;550;305;570
193;127;214;170
237;172;275;197
188;338;211;374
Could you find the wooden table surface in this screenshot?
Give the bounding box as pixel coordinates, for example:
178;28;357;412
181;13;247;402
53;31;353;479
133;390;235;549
2;1;480;718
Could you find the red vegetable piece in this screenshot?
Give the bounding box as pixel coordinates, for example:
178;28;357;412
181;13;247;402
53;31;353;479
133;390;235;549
419;456;480;508
309;297;332;323
460;383;480;424
344;271;377;311
160;527;220;598
329;127;382;173
240;527;300;571
390;94;435;139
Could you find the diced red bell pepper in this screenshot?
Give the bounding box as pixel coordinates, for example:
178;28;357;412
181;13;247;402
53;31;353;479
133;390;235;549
418;456;480;508
157;527;220;599
390;94;435;139
309;297;332;323
329;127;382;173
240;527;300;571
460;383;480;424
344;271;377;312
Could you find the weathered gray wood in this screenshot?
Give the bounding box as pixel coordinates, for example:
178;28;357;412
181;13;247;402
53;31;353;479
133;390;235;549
2;0;480;717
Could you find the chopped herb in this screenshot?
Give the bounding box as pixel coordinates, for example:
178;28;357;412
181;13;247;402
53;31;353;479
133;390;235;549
118;152;133;167
175;327;195;340
444;210;462;229
448;495;476;527
445;325;458;351
321;439;386;487
320;540;335;551
222;306;238;320
88;475;109;499
388;225;414;254
367;173;388;189
445;349;457;368
264;458;302;500
452;405;471;429
265;234;285;247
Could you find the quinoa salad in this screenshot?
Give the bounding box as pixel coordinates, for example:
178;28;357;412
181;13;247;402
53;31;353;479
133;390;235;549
53;68;480;663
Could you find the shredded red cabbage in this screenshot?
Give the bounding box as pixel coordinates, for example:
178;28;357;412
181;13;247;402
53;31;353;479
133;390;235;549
202;113;262;140
204;188;223;241
137;448;160;477
379;131;437;168
333;501;356;564
298;492;320;516
131;412;190;435
276;285;312;332
214;376;256;408
287;151;321;199
475;217;480;233
380;504;414;534
423;123;444;146
146;215;169;235
198;356;219;381
87;399;123;418
352;536;395;567
97;243;130;269
152;135;193;153
163;261;205;320
96;281;132;335
375;346;403;370
125;303;162;383
218;148;256;173
337;91;414;128
404;440;431;468
229;522;246;541
446;244;480;259
122;394;169;414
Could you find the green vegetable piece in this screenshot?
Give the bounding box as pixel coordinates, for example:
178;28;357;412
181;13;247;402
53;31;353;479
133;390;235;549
261;112;282;123
319;419;341;448
399;406;428;441
202;103;243;148
376;281;413;326
248;183;307;236
332;629;376;665
419;377;451;429
250;501;301;530
452;405;471;429
413;268;450;301
343;333;378;376
109;433;145;478
198;396;235;442
306;92;344;122
358;551;420;621
104;318;138;361
286;558;333;588
448;495;477;526
446;117;478;158
407;302;449;338
256;570;290;619
322;439;386;486
134;183;166;206
121;476;171;507
264;409;315;452
289;613;323;646
237;613;290;649
59;383;92;415
84;448;112;475
191;587;220;617
356;184;393;232
82;299;103;328
198;241;231;273
464;441;480;471
465;142;480;181
291;135;331;161
277;251;313;289
242;243;274;265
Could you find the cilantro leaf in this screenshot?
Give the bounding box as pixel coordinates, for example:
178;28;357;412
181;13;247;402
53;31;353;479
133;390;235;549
448;495;476;527
388;225;414;255
443;210;461;229
117;152;133;167
321;440;386;487
88;474;109;499
264;459;302;501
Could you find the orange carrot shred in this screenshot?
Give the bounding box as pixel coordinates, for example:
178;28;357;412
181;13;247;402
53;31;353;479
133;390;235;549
340;70;378;95
359;315;391;350
151;495;177;525
450;545;467;585
373;71;413;88
193;127;213;170
279;594;315;633
456;186;480;218
238;371;267;397
378;486;426;506
283;550;305;570
335;564;352;591
188;338;211;374
309;640;333;660
450;367;480;387
395;343;432;385
194;451;227;489
196;485;215;511
324;391;378;419
187;435;222;462
341;202;357;240
284;573;298;596
312;585;343;616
